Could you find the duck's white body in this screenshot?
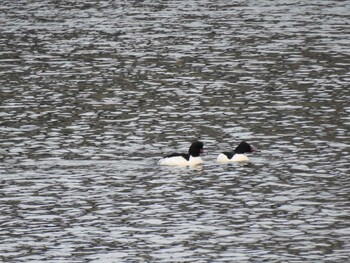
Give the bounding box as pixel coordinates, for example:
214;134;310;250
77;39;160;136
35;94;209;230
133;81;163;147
158;141;204;167
217;153;249;163
217;141;255;163
158;156;203;166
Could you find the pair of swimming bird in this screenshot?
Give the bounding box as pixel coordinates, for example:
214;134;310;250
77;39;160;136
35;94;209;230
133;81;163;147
158;141;256;166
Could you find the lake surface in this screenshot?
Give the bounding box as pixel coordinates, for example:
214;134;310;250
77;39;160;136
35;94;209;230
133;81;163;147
1;0;349;262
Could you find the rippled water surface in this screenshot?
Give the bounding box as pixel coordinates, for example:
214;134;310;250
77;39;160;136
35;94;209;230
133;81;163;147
1;0;349;262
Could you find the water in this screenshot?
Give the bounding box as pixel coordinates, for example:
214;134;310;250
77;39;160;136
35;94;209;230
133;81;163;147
1;0;349;262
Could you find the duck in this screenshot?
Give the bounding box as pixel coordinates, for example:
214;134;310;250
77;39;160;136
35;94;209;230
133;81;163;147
217;141;256;163
158;141;204;166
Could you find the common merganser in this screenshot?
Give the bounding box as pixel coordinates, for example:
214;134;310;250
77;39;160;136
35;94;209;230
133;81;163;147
158;141;204;166
217;141;256;163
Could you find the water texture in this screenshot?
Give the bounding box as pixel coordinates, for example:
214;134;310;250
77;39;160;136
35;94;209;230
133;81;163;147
1;0;349;262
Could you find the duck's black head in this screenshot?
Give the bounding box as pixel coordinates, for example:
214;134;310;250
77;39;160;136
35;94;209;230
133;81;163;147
234;141;256;154
189;141;204;157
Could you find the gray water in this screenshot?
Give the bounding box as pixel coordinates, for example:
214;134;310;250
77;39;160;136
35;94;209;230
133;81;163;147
1;0;349;262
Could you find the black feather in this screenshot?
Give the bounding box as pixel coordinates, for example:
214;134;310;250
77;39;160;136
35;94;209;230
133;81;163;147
221;141;254;159
222;152;235;159
164;153;190;161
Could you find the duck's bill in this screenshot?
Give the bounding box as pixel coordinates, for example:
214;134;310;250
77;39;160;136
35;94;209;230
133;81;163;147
251;146;258;153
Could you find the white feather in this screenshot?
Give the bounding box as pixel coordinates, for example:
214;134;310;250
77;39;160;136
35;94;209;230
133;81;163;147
217;153;249;163
158;156;203;166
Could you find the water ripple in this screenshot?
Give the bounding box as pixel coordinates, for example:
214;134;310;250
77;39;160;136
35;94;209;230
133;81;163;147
1;0;349;262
